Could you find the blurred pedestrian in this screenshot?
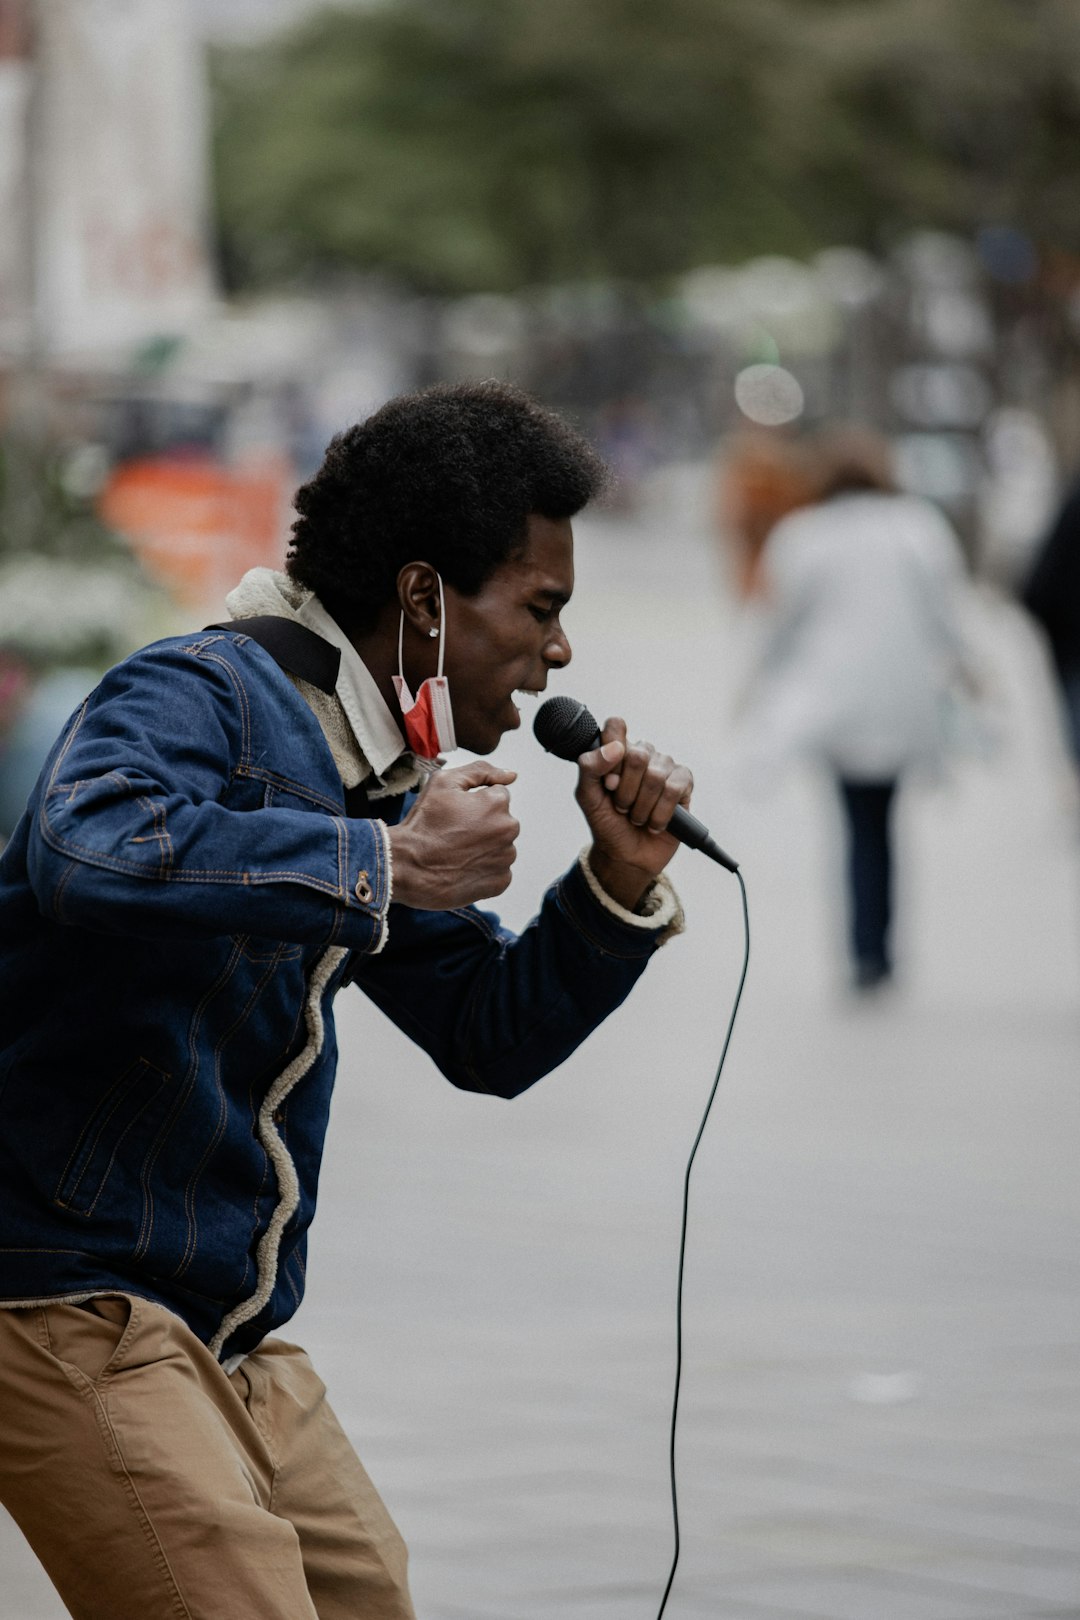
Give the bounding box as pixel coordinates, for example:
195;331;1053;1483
739;426;974;990
713;428;817;598
1021;475;1080;775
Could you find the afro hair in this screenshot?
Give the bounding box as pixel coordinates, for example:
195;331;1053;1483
287;380;608;629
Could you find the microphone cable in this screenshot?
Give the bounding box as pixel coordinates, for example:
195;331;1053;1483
655;867;750;1620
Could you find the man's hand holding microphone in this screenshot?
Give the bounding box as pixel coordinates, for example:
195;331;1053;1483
386;711;698;913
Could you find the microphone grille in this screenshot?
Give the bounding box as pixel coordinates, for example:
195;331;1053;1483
533;695;599;761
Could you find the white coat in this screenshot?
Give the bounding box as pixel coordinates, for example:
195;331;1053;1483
743;491;970;781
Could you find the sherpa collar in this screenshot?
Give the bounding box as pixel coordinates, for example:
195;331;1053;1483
226;567;413;784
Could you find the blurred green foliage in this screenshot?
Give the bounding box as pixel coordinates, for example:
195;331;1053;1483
0;436;156;671
212;0;1080;294
0;437;122;565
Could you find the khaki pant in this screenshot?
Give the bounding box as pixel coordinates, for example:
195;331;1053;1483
0;1294;416;1620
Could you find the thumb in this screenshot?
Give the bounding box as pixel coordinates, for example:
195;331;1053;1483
576;739;624;804
444;759;518;791
577;738;624;779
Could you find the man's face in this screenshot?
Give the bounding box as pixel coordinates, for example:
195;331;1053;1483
442;513;575;755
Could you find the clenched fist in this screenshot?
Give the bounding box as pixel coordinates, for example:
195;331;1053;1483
386;761;519;909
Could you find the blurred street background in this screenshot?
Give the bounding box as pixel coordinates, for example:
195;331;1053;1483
1;1;1080;1615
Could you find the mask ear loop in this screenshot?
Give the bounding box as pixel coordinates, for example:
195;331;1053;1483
434;572;446;678
397;572;446;686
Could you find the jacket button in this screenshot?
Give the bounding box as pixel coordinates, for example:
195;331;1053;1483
354;870;374;905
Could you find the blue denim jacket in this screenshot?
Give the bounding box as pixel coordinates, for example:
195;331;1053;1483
0;628;672;1359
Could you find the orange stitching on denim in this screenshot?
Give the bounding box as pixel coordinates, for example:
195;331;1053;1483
54;1061;171;1217
135;796;173;877
52;861;79;926
77;1074;169;1218
194;647;252;768
38;702;89;845
236;763;343;814
156;798;174;870
0;1247;100;1254
133;941;244;1263
335;817;346;900
54;1064;140;1202
35;823;347;891
173;949;280;1282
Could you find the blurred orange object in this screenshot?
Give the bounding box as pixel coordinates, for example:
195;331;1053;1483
0;651;32;743
714;430;818;598
99;456;291;609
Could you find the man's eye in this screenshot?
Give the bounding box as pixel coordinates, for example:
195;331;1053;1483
528;604;553;623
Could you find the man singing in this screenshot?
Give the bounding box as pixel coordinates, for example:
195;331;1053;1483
0;381;689;1619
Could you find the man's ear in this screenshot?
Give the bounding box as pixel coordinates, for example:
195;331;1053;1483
397;562;441;637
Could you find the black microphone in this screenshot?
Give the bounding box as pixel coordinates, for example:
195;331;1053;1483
533;695;739;873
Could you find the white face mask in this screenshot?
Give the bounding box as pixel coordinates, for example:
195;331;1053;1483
391;572;457;759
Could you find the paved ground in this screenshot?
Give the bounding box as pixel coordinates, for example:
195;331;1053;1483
4;465;1079;1618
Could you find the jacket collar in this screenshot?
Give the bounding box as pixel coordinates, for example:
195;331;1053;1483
224;567;411;783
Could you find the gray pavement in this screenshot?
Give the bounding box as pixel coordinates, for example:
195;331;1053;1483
4;464;1080;1617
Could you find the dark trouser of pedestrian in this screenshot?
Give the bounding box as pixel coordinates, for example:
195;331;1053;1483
1062;665;1080;767
837;777;898;989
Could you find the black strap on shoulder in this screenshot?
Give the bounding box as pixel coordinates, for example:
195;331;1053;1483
204;616;341;696
208;616;378;821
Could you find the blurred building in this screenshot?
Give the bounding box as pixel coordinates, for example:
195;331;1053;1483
0;0;216;370
0;0;32;358
0;0;302;616
189;0;331;43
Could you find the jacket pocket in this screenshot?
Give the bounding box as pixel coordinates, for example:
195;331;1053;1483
54;1059;173;1218
231;933;302;964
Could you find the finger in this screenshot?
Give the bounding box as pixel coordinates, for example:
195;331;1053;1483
477;782;513;807
446;760;517;790
642;764;694;833
610;741;653;817
576;737;625;781
600;716;627;791
477;796;519;842
621;751;675;829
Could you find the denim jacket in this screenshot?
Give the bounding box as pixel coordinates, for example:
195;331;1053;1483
0;627;679;1360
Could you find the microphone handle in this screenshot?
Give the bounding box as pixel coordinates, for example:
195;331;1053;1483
585;729;739;874
668;804;739;874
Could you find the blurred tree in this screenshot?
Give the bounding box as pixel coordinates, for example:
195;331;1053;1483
211;0;814;290
793;0;1080;249
211;0;1080;294
0;437;123;567
0;436;158;672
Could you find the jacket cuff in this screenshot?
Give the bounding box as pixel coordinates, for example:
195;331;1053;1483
578;848;685;945
340;816;393;953
553;850;685;958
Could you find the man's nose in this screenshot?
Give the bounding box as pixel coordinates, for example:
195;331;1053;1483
545;626;572;667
